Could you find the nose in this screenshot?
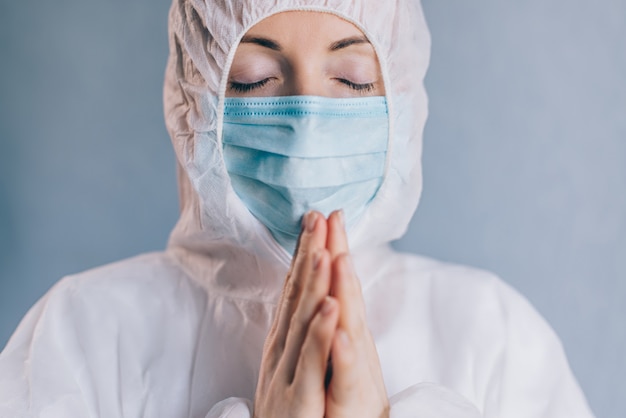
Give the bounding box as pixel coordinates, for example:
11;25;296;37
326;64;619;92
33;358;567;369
284;62;326;97
291;79;323;96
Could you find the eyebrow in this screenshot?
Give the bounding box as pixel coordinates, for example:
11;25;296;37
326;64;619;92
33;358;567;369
329;36;370;51
239;35;371;52
240;36;282;51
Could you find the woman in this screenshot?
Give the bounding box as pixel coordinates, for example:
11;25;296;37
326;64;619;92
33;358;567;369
0;0;593;417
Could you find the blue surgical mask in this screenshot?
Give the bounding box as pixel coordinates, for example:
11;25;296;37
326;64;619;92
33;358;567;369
222;95;388;253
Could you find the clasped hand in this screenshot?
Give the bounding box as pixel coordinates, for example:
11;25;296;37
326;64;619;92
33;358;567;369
254;211;389;418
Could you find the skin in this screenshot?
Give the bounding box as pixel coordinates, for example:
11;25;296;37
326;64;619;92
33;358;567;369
254;211;389;418
226;11;385;98
225;11;389;418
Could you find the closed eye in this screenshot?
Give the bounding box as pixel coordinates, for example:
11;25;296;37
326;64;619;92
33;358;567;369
228;78;273;93
335;78;375;93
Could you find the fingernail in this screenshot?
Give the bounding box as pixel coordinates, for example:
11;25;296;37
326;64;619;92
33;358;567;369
321;297;334;316
337;210;345;227
306;211;317;232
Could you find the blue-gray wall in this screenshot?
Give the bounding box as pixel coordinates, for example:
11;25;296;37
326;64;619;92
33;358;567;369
1;1;624;417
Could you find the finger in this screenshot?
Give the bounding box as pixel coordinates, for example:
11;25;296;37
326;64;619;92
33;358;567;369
290;210;328;272
270;211;327;345
326;210;349;259
327;328;359;403
278;249;332;382
331;253;367;335
292;296;339;395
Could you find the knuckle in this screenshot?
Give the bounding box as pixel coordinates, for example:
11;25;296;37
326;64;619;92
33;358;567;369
284;280;302;303
308;316;326;341
295;237;312;258
299;338;315;361
305;273;321;296
264;334;282;354
289;310;308;331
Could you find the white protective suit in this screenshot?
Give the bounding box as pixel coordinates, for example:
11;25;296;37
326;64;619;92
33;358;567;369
0;0;595;417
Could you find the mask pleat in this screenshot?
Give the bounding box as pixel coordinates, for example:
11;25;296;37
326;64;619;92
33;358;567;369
223;145;386;188
222;95;389;253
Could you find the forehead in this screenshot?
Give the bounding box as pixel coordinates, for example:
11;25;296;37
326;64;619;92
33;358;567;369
243;11;367;45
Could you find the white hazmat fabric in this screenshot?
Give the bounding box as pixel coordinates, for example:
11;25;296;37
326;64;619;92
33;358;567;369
0;0;594;417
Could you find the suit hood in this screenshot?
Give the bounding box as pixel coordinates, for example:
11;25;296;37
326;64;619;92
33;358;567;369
163;0;431;270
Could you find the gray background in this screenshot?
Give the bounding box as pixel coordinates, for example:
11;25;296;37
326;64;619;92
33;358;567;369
1;1;624;416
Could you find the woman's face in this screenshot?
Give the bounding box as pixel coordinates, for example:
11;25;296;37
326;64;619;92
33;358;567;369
226;11;385;98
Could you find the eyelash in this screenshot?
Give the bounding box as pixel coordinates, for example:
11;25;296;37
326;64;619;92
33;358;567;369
228;78;376;93
229;78;272;93
336;78;376;93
